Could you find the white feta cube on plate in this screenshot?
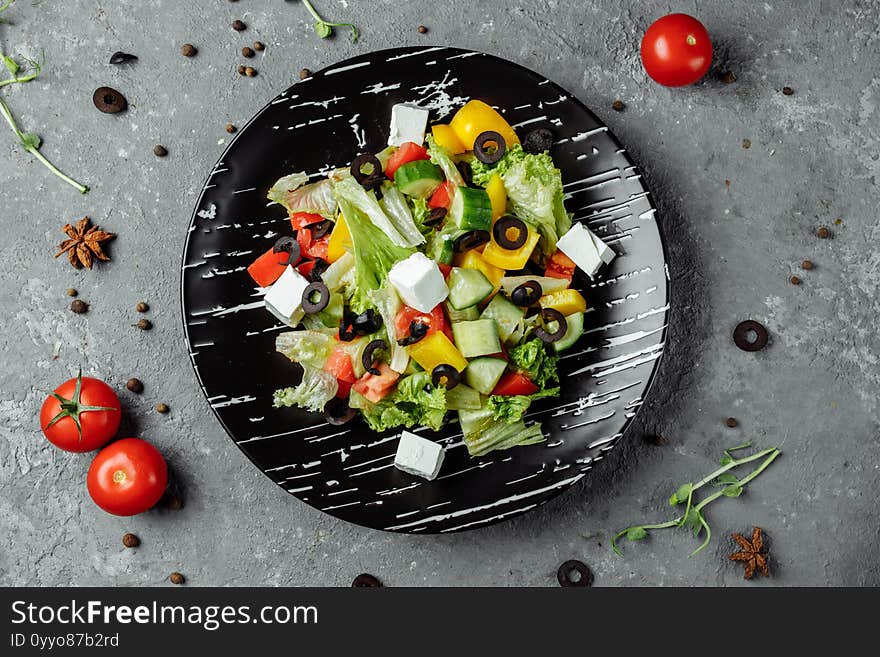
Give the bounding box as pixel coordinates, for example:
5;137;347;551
264;265;309;325
388;252;448;313
387;103;429;147
394;430;445;480
556;222;616;279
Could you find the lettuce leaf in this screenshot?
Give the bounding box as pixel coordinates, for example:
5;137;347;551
368;284;410;373
379;183;427;247
268;173;337;218
409;197;434;237
463;418;546;457
334;176;415;248
426;135;465;187
350;371;447;432
487;387;560;424
471;144;570;253
273;366;338;413
508;338;559;389
275;330;336;369
335;186;414;313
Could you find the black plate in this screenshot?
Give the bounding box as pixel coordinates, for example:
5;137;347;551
181;47;668;533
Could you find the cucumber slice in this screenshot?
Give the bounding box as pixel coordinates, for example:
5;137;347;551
452;319;501;358
444;300;479;322
447;267;494;310
394;160;444;198
464;357;508;395
435;233;457;265
458;407;493;438
445;383;482;410
552;311;585;353
449;186;492;231
480;294;525;342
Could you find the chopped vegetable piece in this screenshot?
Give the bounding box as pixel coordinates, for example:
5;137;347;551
393;159;444;198
268;173;337;218
247;247;290;287
491;371;539;396
384;141;430;178
447;267;494;310
290;212;325;231
428;180;454;210
276;330;336;369
488;387;560;423
500;275;568;296
449;186;493;232
368;285;410;373
539;288;587;316
395;304;450;342
351;362;400;403
449;100;520;152
463;417;545;457
380;184;427;246
326;214;351;262
507;338;559;389
296;224;330;260
453;249;504;299
352;371;446;432
452;318;501;358
431;123;466;154
544;250;576;281
334;175;420;248
426;135;465;187
274;366;338;412
485;173;507;220
408;331;468;373
482;226;541;271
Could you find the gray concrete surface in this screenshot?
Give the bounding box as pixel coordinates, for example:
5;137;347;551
1;0;879;587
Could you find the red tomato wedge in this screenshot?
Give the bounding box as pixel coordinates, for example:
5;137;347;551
395;304;451;342
544;250;576;281
428;181;454;210
297;227;329;260
297;259;316;277
324;347;357;383
438;263;453;279
247;247;290;287
290;212;325;231
352;363;400;403
384;142;429;178
491;371;538;396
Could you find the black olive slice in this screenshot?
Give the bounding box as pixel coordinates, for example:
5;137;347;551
493;215;528;250
522;128;554;155
510;280;543;307
473;130;507;164
307;258;330;282
556;560;593;587
272;236;301;266
339;312;358;342
534;308;567;343
324;397;356;426
93;86;128;114
431;364;460;390
425;207;447;227
456;161;474;186
362;339;387;376
353;308;383;336
350;153;383;187
301;281;330;314
733;320;769;352
396;320;429;346
308;219;334;239
109;52;138;65
453;230;490;253
351;573;383;587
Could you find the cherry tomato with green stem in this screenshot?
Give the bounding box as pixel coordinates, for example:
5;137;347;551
40;370;121;452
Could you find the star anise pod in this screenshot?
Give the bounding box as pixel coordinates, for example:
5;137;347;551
729;527;770;580
54;216;116;269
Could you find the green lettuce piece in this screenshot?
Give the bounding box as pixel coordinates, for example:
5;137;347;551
275;329;336;369
368;284;409;374
334;176;414;247
379;183;427;247
409;197;434;237
273;366;338;413
464;419;545;457
471;144;570;253
268;173;337;218
335;186;414;313
426;134;465;187
487;387;560;424
508;338;559;389
351;371;447;432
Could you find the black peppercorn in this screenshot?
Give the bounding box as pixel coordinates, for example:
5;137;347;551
253;41;265;51
122;533;140;548
126;378;144;393
612;99;625;112
180;43;197;57
136;301;149;313
801;260;814;270
225;123;236;134
790;275;801;285
721;71;736;84
135;318;152;331
169;572;185;585
237;65;247;76
418;25;428;34
245;66;256;77
66;288;78;297
232;19;246;31
153;145;168;157
816;227;830;239
156;403;169;414
742;138;752;149
242;46;255;58
70;299;89;314
782;86;794;95
725;417;738;428
299;68;311;80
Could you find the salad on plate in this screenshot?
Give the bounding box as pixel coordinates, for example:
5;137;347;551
246;99;615;480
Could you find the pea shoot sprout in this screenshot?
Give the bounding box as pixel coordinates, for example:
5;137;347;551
301;0;359;43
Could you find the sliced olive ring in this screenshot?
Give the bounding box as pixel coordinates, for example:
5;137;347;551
456;160;474;187
351;573;383;587
324;397;356;426
493;215;528;250
301;281;330;314
425;207;447;227
431;364;460;390
522;127;554;155
350;153;383;187
396;320;429;346
308;219;334;239
510;280;543;307
339;312;358;342
473;130;507;164
93;86;128;114
453;230;490;253
733;320;768;352
353;308;383;336
557;560;593;587
272;236;301;266
307;258;330;282
534;308;568;343
362;339;387;376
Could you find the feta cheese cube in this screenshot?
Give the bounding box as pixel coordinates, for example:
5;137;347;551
556;222;616;279
264;265;309;325
394;430;445;480
387;103;429;147
388;252;449;312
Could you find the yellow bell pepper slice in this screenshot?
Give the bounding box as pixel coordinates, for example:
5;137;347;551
453;249;504;298
326;214;350;263
539;288;587;316
481;227;540;271
449;100;520;152
431;124;466;155
485;174;507;220
408;331;469;373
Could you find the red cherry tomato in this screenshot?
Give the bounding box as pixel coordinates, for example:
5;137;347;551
384;142;429;178
39;372;121;453
428;181;454;210
640;13;712;87
492;371;539;396
395;304;452;342
87;438;168;516
296;226;330;260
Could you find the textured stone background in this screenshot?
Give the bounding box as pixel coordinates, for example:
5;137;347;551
1;0;878;587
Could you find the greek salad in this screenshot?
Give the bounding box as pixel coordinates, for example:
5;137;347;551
247;99;615;479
